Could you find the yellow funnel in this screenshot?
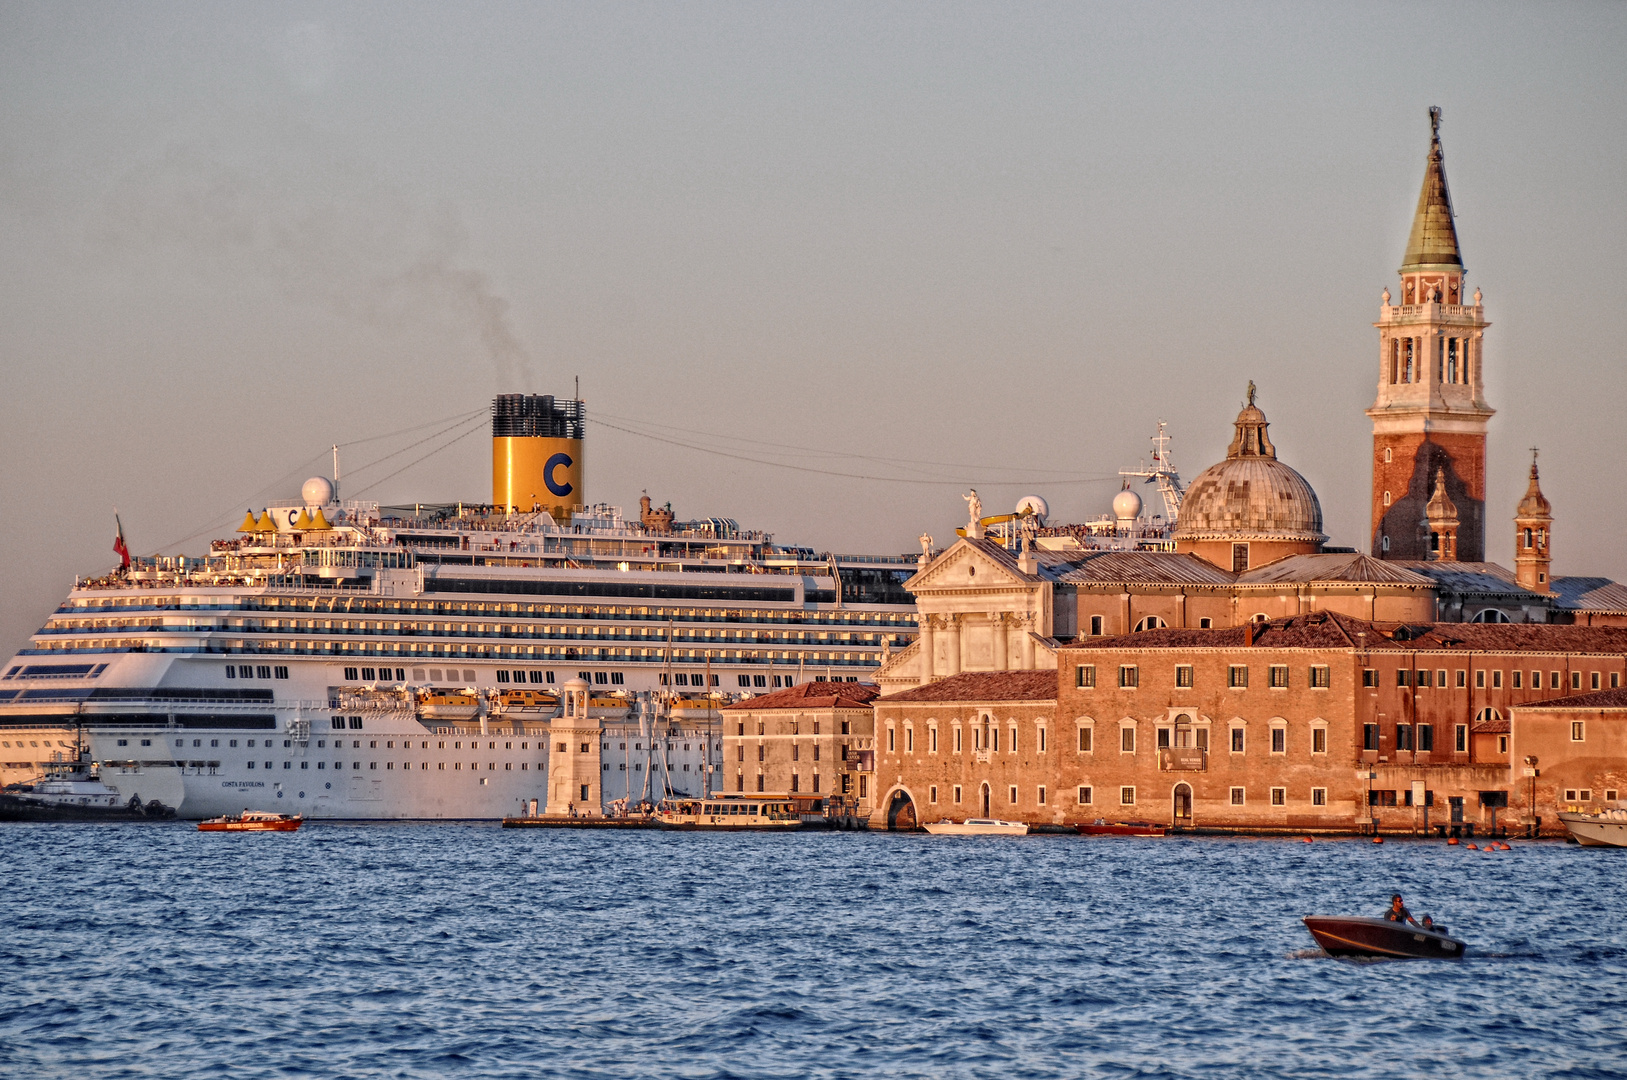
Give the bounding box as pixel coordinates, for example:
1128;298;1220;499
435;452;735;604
237;511;259;533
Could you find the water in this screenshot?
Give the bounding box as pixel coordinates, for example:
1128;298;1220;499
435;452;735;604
1;825;1623;1079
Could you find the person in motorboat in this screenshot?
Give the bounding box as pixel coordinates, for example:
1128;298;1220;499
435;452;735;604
1383;893;1419;927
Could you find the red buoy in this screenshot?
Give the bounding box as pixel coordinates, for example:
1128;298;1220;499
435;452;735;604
1447;837;1460;845
1372;836;1384;844
1467;843;1478;850
1302;836;1313;843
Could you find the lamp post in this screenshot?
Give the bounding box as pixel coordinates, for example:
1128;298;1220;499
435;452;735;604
1523;755;1540;838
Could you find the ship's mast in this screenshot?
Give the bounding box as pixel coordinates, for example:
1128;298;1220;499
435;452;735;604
1118;421;1185;522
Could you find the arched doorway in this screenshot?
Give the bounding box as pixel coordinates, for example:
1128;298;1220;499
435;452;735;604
981;783;991;818
886;789;918;831
1173;783;1192;827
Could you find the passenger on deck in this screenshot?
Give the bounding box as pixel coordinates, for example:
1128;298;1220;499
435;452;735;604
1383;894;1419;926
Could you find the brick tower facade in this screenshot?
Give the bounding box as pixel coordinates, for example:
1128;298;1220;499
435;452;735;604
1369;108;1493;562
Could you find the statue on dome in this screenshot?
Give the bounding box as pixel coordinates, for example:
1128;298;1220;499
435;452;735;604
963;490;982;525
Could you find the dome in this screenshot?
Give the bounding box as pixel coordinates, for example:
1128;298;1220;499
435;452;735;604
301;476;335;506
1111;487;1143;521
1516;454;1551;519
1174;389;1327;545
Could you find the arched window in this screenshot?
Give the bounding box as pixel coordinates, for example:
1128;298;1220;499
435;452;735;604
1524;528;1533;549
1475;707;1502;725
1471;609;1511;624
1133;616;1166;633
1252;613;1269;624
1383;490;1392;507
1384;447;1392;463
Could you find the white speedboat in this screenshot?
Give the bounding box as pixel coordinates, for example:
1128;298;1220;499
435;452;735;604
923;818;1029;836
1558;804;1627;847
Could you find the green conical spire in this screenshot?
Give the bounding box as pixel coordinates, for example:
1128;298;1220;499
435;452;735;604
1400;106;1462;272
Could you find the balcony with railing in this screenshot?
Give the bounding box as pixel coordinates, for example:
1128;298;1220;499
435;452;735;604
1378;303;1484;325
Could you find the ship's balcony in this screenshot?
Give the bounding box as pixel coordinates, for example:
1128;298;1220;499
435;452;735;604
1377;302;1484;325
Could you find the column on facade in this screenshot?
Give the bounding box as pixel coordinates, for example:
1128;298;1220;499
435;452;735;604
918;616;937;685
1019;613;1036;670
992;613;1008;671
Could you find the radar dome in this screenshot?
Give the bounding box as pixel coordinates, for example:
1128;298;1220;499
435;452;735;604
1015;495;1049;523
1112;487;1143;521
301;476;336;506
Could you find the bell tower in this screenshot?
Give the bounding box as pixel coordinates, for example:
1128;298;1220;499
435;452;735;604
1369;107;1494;562
1514;450;1553;592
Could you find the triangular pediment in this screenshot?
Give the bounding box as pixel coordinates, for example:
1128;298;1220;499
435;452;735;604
908;539;1034;596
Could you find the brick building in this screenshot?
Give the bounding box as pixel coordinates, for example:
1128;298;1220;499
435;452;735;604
1509;688;1627;825
719;681;879;814
868;615;1627;835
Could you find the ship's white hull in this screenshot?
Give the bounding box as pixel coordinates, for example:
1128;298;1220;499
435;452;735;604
1559;810;1627;848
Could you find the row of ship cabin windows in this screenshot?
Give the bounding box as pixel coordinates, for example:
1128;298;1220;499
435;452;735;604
922;783;1330;808
884;718;1327;755
1077;664;1332;689
225;665;289;679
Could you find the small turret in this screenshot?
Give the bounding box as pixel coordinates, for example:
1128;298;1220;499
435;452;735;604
1423;467;1459;561
1514;450;1553;592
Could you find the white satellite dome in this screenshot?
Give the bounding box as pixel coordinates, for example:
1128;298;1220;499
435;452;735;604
1015;495;1049;523
301;476;336;506
1112;486;1144;521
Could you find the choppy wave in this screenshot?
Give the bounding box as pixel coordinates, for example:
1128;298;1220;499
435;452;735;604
1;825;1623;1079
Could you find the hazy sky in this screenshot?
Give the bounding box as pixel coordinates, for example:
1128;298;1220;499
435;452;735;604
3;2;1625;654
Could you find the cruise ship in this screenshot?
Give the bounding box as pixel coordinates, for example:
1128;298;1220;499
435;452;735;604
0;395;920;819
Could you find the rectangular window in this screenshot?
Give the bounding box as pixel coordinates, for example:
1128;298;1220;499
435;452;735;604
343;667;359;681
1157;727;1171;750
1231;543;1249;573
1476;670;1486;688
1230;787;1244;806
1396;669;1410;687
1120;726;1136;753
955;727;963;753
1228;665;1248;689
1078;786;1093;805
1615;673;1622;689
1230;727;1244;753
887;728;895;753
905;728;913;753
1363;668;1379;688
1037;786;1047;806
1457;670;1467;688
1418;669;1433;688
1493;670;1503;689
273;666;288;679
225;665;236;679
1077;664;1096;688
1270;787;1286;806
953;785;962;804
1196;728;1208;751
1363;724;1379;751
1549;671;1560;689
1009;785;1018;805
1455;724;1468;753
1512;671;1522;689
1120;786;1136;806
1311;728;1327;754
1037;727;1046;753
1175;664;1193;688
1396;724;1414;751
1592;672;1602;690
1090;615;1104;636
1269;665;1289;688
930;727;938;753
1418;724;1434;752
1309;665;1330;688
1270;728;1285;754
1077;727;1092;753
1119;665;1138;689
1572;721;1585;742
1311;787;1327;807
1530;670;1540;689
929;785;938;804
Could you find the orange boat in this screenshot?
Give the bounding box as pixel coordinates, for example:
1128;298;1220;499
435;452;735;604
198;810;303;832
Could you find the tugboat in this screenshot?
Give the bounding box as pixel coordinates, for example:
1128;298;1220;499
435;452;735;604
0;761;177;821
198;809;303;832
923;818;1029;836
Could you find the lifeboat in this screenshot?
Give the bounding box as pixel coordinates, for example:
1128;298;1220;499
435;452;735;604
494;688;559;713
1302;915;1466;959
417;689;480;720
199;810;302;832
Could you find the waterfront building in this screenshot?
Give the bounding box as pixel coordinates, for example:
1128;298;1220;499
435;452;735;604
718;681;878;816
866;615;1627;835
1508;688;1627;826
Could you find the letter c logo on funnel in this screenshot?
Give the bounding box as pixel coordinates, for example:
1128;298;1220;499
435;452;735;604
545;453;574;497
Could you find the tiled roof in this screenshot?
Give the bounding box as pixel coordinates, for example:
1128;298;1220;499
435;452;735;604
1057;551;1237;586
878;670;1058;704
1391;561;1536;595
720;681;879;711
1237;553;1432;586
1064;613;1627;655
1471;715;1510;733
1551;577;1627;614
1511;687;1627;712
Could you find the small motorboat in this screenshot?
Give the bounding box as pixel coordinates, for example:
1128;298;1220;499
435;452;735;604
1558;804;1627;848
923;818;1029;836
1302;915;1466;959
1074;819;1167;837
198;810;302;832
